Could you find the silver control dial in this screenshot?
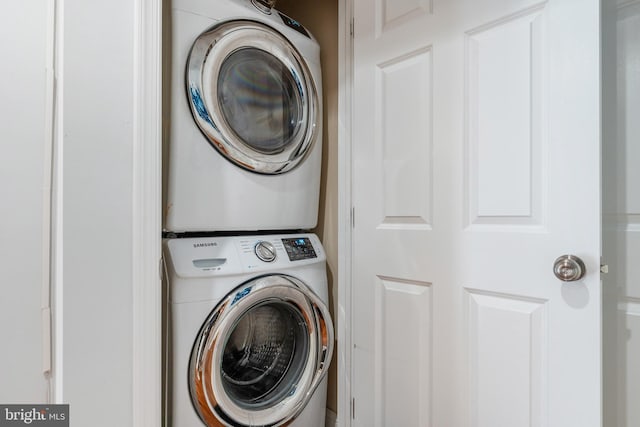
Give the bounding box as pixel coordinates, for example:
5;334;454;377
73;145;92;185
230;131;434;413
254;241;277;262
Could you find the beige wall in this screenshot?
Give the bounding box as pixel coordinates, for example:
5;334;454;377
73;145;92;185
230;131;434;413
277;0;339;413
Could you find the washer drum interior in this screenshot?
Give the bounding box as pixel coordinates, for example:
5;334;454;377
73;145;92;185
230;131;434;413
189;274;333;427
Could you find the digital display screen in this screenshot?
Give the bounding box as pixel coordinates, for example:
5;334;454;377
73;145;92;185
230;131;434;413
282;237;317;261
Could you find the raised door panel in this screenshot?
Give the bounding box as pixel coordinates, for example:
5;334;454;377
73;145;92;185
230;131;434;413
377;48;433;229
465;5;546;228
467;290;547;427
375;277;432;427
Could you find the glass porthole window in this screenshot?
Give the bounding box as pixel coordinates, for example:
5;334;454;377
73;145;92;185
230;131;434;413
187;20;318;174
218;48;304;155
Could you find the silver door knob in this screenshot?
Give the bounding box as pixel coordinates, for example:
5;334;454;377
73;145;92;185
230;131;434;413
553;255;586;281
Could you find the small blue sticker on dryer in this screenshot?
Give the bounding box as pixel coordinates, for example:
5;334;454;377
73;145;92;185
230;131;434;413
190;86;213;126
278;12;310;38
231;287;251;305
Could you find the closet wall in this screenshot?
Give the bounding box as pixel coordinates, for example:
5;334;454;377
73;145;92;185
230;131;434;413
277;0;339;414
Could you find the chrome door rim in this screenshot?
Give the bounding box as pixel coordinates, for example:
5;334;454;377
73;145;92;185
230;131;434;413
189;274;333;427
187;20;318;175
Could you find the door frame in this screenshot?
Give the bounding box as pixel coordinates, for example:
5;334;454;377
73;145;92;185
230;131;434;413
135;1;358;425
50;0;163;423
131;0;163;425
134;1;361;425
128;0;358;425
337;0;354;426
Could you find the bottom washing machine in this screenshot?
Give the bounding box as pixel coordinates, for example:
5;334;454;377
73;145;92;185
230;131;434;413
164;233;334;427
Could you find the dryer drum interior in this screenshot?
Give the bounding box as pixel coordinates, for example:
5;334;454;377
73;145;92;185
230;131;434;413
221;301;310;408
189;275;333;427
187;19;318;174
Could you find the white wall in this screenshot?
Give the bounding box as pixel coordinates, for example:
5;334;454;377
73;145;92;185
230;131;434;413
0;0;50;403
60;1;135;425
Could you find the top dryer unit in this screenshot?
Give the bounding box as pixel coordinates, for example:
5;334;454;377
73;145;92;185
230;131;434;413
165;0;322;233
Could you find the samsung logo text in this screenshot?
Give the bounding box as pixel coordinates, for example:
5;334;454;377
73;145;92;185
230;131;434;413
193;242;217;248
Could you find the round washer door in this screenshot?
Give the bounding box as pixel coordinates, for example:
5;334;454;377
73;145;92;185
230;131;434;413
187;20;319;174
189;274;333;427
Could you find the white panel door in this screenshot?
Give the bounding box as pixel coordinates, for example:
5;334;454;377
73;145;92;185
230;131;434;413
351;0;601;426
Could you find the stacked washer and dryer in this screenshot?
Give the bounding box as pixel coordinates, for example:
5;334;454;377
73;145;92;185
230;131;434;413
163;0;334;426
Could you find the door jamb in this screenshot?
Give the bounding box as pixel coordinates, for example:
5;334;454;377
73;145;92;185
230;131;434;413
338;0;354;425
132;0;163;425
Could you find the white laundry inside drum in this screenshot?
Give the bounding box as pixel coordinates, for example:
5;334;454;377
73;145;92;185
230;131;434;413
221;302;310;409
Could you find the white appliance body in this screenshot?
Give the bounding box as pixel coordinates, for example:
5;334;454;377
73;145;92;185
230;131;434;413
165;233;333;427
165;0;323;232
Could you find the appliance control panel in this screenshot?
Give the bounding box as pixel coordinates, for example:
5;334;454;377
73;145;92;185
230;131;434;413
281;237;317;261
166;233;324;277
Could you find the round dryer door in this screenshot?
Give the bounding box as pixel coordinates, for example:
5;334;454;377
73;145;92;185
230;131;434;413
187;20;319;174
189;274;333;427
